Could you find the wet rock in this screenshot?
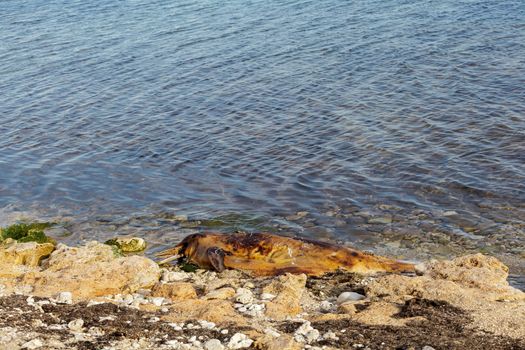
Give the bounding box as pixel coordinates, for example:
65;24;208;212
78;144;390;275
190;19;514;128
368;216;393;224
0;240;55;267
20;242;160;299
228;333;253;349
204;287;236;300
151;282;197;300
336;291;365;304
205;339;224;350
104;237;147;252
263;274;306;320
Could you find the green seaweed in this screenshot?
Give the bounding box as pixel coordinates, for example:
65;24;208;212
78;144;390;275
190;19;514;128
179;261;199;272
0;222;56;245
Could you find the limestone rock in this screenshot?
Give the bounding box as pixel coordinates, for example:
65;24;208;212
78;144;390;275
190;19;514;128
203;287;236;300
20;242;160;299
162;299;246;326
151;282;197;300
422;253;510;290
263;273;306;320
0;240;54;267
254;334;302;350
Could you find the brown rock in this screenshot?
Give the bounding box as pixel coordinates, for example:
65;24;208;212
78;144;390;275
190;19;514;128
151;282;197;300
162;299;246;326
203;287;236;300
423;253;510;290
0;240;54;267
254;334;302;350
19;242;161;299
263;273;306;320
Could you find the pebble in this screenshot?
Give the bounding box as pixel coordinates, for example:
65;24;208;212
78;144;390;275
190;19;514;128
260;293;276;301
220;329;229;335
68;318;84;332
264;328;281;338
198;320;216;329
337;292;366;304
234;288;254;304
422;347;436;350
55;291;73;304
21;339;43;349
204;339;225;350
150;297;165;306
294;321;320;344
161;270;190;283
368;216;393;224
323;331;339;341
319;300;333;312
227;333;254;349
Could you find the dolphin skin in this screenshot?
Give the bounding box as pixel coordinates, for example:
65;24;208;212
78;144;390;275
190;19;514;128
157;232;415;276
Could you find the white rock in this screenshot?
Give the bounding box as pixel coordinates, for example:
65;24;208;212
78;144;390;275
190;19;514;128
260;293;276;301
161;270;190;282
55;291;73;304
221;329;229;334
336;292;365;305
227;333;253;349
443;210;458;216
294;321;320;344
323;331;339;341
422;347;436;350
205;339;225;350
319;300;333;312
198;320;216;329
264;328;281;338
151;297;165;306
234;288;254;304
68;318;84;332
22;339;43;349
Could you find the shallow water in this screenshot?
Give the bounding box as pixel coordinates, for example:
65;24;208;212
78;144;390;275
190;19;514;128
0;0;524;281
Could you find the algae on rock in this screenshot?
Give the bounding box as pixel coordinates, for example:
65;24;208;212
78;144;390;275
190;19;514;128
0;222;56;245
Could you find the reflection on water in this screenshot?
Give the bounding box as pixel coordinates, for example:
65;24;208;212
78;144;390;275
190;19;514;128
0;0;524;280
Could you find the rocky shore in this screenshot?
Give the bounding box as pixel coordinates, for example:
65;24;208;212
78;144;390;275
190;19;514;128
1;233;524;349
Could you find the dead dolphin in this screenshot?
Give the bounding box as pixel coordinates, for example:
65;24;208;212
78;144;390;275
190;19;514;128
157;232;415;276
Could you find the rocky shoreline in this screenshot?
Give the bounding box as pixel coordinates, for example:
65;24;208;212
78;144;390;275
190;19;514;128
1;235;525;349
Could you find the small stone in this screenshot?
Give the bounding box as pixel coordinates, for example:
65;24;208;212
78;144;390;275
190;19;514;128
204;287;236;300
336;292;365;304
68;318;84;332
422;347;436;350
243;282;255;289
204;339;224;350
161;270;190;282
294;321;320;344
260;293;276;301
228;333;253;349
151;282;197;300
150;297;165;306
367;216;393;224
235;288;254;304
198;320;216;329
221;329;229;334
22;339;43;349
323;331;339;341
55;291;73;304
443;210;458;217
264;328;281;338
319;300;333;312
